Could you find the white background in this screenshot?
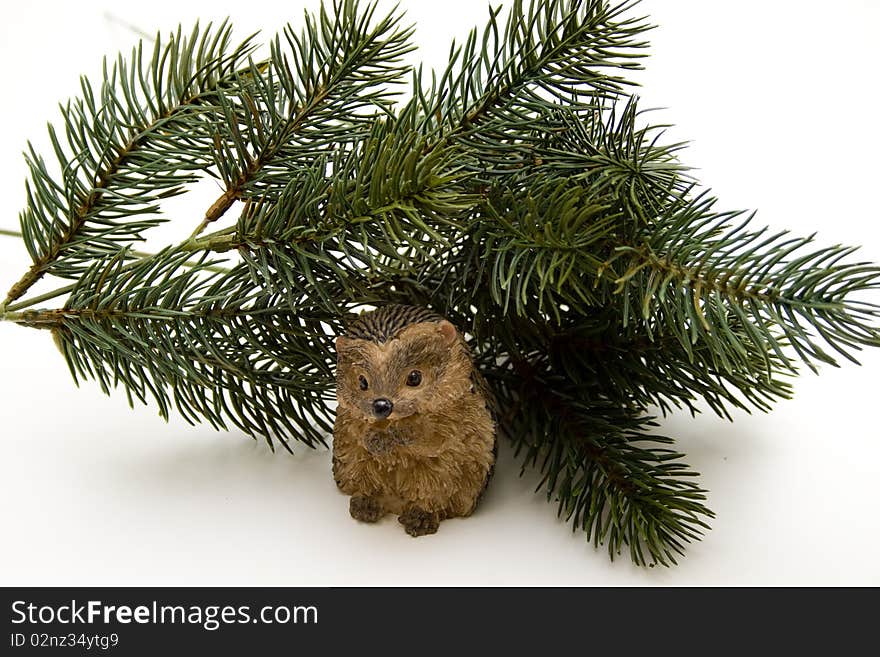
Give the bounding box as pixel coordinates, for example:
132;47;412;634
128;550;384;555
0;1;878;586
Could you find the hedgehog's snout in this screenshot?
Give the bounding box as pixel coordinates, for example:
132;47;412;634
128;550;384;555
372;398;393;419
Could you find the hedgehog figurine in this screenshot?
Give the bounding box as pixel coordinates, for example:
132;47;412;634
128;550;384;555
332;304;497;536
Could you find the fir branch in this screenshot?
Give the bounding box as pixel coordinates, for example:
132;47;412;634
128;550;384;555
605;194;880;373
2;253;230;315
414;0;651;161
478;178;618;318
195;0;415;233
450;94;695;321
525;98;693;222
35;249;340;449
489;353;712;567
5;22;258;305
183;121;481;313
547;321;795;418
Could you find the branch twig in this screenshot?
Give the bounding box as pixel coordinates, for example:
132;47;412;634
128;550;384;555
0;247;232;317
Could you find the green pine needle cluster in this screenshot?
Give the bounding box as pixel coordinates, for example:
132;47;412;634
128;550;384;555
1;0;878;567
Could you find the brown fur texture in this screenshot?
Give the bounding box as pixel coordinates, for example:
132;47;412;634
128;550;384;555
332;305;496;536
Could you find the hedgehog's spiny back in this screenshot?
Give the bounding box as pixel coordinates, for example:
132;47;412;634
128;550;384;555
345;304;445;343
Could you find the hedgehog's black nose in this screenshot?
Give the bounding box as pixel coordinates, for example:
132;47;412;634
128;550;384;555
372;398;393;419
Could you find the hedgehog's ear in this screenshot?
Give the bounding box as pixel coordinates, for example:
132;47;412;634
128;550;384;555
335;336;355;354
437;320;457;345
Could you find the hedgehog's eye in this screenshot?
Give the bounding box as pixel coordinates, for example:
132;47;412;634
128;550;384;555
406;370;422;387
358;375;369;391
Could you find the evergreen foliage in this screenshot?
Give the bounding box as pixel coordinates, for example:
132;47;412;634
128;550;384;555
2;0;878;566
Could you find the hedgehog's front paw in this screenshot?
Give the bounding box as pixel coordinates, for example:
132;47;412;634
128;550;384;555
398;507;440;537
350;495;383;523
